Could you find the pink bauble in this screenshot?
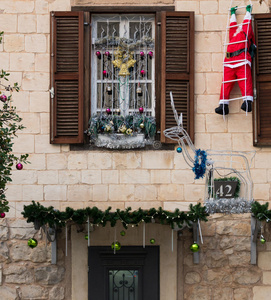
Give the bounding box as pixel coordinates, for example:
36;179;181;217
105;51;110;56
96;51;101;57
140;70;145;76
0;94;7;102
0;213;5;218
140;51;144;57
106;108;111;114
16;163;23;170
103;70;107;76
148;51;153;57
139;107;144;114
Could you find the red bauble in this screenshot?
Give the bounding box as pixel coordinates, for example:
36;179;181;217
16;163;23;170
139;107;144;114
140;70;145;76
0;94;7;103
106;108;111;114
140;51;145;57
0;212;5;218
105;51;110;56
148;51;153;58
96;51;101;58
103;70;107;76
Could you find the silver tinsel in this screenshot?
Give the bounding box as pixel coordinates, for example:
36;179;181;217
205;198;254;214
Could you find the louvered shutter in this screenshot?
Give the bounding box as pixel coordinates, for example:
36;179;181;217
160;12;194;143
50;11;84;144
254;14;271;146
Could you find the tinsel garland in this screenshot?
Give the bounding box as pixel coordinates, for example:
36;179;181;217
205;198;253;214
22;201;209;230
192;149;207;179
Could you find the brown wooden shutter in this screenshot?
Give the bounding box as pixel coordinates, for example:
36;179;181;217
160;12;194;143
50;11;84;144
253;14;271;146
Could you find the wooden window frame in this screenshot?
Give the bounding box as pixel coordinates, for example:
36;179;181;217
51;6;194;145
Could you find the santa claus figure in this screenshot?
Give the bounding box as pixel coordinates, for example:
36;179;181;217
215;5;256;115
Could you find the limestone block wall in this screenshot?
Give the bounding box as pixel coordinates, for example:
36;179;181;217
181;214;271;300
1;0;271;299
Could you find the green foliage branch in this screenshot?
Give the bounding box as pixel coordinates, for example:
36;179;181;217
22;201;209;229
0;31;29;212
251;201;271;222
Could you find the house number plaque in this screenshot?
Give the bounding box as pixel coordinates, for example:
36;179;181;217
214;181;238;199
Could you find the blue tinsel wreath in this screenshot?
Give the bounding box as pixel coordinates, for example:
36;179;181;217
192;149;207;179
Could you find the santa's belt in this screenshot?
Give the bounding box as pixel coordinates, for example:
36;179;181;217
226;48;247;59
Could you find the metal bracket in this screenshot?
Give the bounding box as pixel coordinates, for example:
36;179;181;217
48;227;57;265
49;87;54;99
192;222;200;264
251;216;260;265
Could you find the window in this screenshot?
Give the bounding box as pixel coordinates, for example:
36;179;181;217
253;13;271;146
50;8;194;146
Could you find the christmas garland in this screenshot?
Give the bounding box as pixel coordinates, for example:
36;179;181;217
22;201;209;230
192;149;207;179
251;201;271;222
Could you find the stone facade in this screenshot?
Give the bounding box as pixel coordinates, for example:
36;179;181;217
1;0;271;299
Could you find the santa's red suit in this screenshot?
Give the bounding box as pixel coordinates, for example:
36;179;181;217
219;10;255;107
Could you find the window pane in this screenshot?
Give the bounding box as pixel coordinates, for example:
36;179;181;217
109;270;139;300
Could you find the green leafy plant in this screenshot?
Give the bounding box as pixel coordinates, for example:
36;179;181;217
0;31;29;213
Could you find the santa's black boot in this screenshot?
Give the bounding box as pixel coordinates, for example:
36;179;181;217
215;104;229;115
241;100;252;112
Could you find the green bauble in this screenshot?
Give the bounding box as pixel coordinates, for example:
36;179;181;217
111;241;121;251
28;238;38;249
150;238;156;244
190;242;200;252
85;234;89;240
260;237;266;244
120;230;126;236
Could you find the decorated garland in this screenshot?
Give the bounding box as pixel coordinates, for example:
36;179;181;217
88;114;156;139
251;201;271;222
192;149;207;179
22;201;209;230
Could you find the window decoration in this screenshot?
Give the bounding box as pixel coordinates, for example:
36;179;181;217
164;92;254;214
89;15;156;149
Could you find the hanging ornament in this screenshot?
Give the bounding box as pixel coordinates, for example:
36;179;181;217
139;123;144;129
104;51;110;57
111;241;121;251
106;86;112;95
115;108;121;115
16;163;23;170
136;86;142;97
112;49;136;76
96;51;101;59
126;128;133;135
105;125;112;132
0;212;6;218
106;108;112;114
176;147;182;153
103;70;108;77
0;94;7;103
84;234;89;240
28;238;38;249
260;235;266;244
139;107;144;114
140;69;146;76
150;238;156;244
120;230;126;236
190;242;200;252
140;51;145;58
148;51;153;58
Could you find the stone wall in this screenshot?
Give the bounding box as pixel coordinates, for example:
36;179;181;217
0;218;68;300
180;214;271;300
1;0;271;299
